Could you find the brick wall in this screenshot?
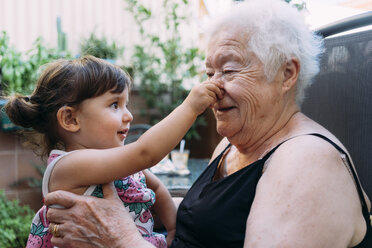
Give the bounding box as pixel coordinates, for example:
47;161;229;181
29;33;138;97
0;130;44;211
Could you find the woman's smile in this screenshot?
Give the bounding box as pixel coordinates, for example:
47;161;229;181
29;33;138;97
213;101;238;116
217;106;236;112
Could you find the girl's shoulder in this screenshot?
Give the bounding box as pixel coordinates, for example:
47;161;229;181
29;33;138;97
47;149;77;164
48;149;67;164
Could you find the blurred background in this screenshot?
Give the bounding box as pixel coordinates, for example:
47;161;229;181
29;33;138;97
1;0;371;52
0;0;371;246
0;1;370;52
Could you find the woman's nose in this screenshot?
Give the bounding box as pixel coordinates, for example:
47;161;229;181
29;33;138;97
210;77;225;89
210;73;225;83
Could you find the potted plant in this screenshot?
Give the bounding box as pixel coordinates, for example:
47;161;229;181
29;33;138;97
79;33;123;63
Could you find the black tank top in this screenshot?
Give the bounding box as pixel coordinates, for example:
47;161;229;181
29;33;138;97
171;133;371;248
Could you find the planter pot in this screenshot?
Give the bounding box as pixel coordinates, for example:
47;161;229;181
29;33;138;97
0;98;21;132
104;58;116;64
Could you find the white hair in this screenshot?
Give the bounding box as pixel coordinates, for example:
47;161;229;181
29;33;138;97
207;0;324;105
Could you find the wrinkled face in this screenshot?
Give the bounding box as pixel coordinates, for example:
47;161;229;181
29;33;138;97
76;88;133;149
206;27;283;143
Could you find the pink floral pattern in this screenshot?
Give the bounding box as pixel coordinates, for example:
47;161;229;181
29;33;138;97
26;206;52;248
26;151;166;248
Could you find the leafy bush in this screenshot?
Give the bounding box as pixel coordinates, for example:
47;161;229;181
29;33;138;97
234;0;306;10
124;0;206;141
0;31;71;95
0;190;35;248
283;0;306;10
79;33;123;60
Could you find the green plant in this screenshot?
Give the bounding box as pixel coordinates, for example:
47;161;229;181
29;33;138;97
124;0;206;141
0;190;35;248
233;0;306;10
283;0;306;10
0;31;71;95
56;16;68;53
79;33;123;60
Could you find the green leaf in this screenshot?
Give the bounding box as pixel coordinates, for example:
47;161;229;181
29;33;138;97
0;190;35;247
0;31;72;95
122;0;205;143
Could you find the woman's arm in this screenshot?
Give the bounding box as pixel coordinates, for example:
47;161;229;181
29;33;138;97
143;170;177;247
243;136;363;247
45;183;154;248
51;82;223;192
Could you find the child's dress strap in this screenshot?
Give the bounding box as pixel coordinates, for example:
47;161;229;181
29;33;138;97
42;150;97;203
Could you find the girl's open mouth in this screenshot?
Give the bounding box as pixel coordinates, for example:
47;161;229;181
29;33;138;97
118;129;128;140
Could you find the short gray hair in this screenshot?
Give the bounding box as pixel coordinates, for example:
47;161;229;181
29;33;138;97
207;0;324;105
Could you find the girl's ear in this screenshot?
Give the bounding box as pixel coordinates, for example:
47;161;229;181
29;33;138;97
282;57;300;91
56;106;80;132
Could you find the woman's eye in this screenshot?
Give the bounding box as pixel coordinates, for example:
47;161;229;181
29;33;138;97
110;102;119;109
223;70;234;74
206;72;214;78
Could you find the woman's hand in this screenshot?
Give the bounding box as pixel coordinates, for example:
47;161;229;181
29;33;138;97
45;183;154;248
166;228;176;247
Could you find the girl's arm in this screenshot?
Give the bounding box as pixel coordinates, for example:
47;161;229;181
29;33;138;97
50;81;223;193
143;170;176;247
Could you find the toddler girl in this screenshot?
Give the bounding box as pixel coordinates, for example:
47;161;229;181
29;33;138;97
5;56;222;248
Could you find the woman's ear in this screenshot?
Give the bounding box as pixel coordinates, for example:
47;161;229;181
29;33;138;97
56;106;80;132
282;58;300;91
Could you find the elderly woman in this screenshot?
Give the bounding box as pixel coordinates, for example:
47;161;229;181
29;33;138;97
45;0;371;247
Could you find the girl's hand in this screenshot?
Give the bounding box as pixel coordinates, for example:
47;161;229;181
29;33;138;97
184;81;223;116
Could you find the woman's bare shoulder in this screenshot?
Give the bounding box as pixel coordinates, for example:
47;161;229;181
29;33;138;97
244;134;363;247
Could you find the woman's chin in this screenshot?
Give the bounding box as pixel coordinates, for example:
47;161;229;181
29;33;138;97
216;126;235;139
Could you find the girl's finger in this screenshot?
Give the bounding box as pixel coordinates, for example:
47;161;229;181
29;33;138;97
205;83;224;99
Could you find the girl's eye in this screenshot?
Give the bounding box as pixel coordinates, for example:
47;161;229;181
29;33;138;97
110;102;119;109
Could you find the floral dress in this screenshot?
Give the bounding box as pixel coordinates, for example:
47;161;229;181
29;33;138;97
26;150;166;248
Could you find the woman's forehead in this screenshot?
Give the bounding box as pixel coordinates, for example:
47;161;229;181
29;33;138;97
206;29;250;66
208;27;249;50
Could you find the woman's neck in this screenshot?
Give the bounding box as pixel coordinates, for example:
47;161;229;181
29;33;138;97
229;108;302;166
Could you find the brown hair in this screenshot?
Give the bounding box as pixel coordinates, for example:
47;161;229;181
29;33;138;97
5;55;131;159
